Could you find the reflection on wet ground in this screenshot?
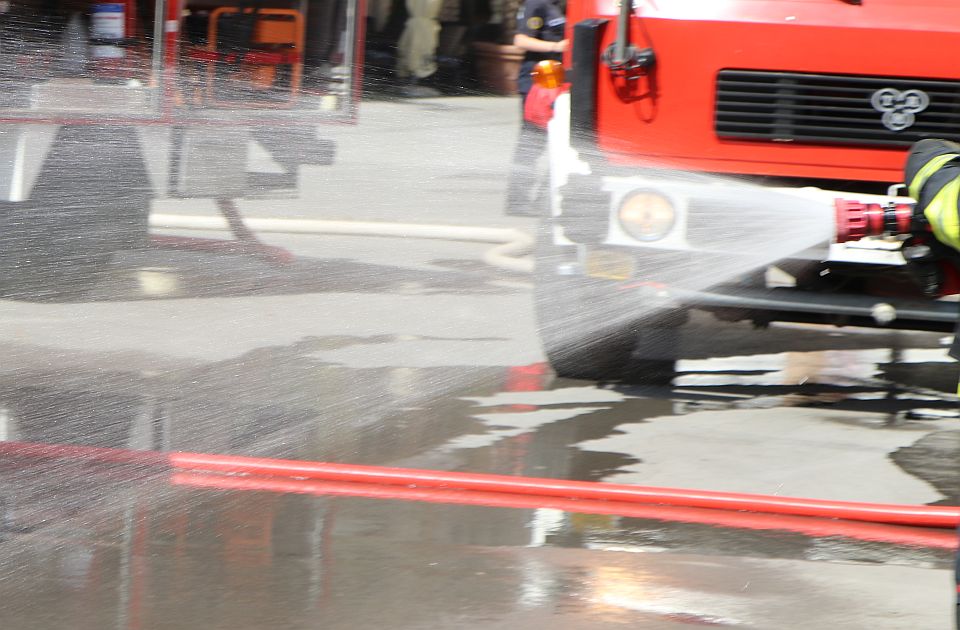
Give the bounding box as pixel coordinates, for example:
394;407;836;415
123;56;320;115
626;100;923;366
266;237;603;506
0;318;957;627
81;242;523;302
10;92;951;625
0;239;957;627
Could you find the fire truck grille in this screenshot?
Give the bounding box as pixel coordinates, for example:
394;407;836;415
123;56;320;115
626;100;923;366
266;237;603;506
715;70;960;147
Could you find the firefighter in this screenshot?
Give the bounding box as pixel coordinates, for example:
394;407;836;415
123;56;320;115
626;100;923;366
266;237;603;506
905;139;960;351
503;0;566;216
902;138;960;629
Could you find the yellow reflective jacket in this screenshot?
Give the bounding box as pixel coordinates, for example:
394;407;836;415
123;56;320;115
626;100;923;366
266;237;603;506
906;138;960;251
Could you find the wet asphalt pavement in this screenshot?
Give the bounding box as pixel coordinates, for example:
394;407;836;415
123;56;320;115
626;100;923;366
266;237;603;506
0;97;958;629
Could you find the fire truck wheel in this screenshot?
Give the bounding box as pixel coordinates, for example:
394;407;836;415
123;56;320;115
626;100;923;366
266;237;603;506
0;199;141;301
533;222;681;383
0;233;114;302
0;126;151;301
535;277;637;380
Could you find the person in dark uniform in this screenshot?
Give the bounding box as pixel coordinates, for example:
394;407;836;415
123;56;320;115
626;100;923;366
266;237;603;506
503;0;567;216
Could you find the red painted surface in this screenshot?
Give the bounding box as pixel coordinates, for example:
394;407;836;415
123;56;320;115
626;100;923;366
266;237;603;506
124;0;138;40
352;0;367;112
186;50;302;65
569;0;960;182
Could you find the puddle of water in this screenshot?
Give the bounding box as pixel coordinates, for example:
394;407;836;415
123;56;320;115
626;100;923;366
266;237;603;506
0;333;955;630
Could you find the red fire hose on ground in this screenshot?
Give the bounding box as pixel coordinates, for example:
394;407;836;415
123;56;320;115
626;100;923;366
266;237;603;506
0;440;957;550
168;450;960;528
172;471;958;550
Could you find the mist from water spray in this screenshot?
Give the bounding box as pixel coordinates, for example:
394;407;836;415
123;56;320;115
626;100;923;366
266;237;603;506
0;16;849;556
538;139;840;364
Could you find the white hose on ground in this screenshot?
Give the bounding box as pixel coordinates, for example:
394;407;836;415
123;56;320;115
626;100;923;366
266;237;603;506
149;214;535;274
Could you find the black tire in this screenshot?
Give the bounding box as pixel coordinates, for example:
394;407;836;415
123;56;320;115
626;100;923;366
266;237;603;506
628;325;683;384
0;247;113;302
0;126;151;301
533;221;683;382
535;275;639;380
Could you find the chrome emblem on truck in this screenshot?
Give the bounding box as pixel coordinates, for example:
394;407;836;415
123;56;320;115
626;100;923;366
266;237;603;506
871;88;929;132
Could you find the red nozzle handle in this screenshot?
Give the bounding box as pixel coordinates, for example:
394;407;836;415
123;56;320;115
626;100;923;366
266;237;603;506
834;199;880;243
834;198;915;243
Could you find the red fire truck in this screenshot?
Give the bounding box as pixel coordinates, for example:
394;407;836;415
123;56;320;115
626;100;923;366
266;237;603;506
0;0;362;299
534;0;960;380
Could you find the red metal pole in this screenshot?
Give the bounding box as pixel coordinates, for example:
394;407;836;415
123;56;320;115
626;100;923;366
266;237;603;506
125;0;138;40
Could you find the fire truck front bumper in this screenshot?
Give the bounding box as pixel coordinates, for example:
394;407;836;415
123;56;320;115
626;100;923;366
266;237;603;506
544;175;958;331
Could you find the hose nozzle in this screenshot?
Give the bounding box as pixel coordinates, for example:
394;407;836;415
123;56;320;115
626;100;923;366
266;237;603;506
834;198;916;243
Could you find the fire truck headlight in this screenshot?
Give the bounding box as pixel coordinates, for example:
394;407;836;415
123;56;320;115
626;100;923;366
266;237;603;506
617;191;676;241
